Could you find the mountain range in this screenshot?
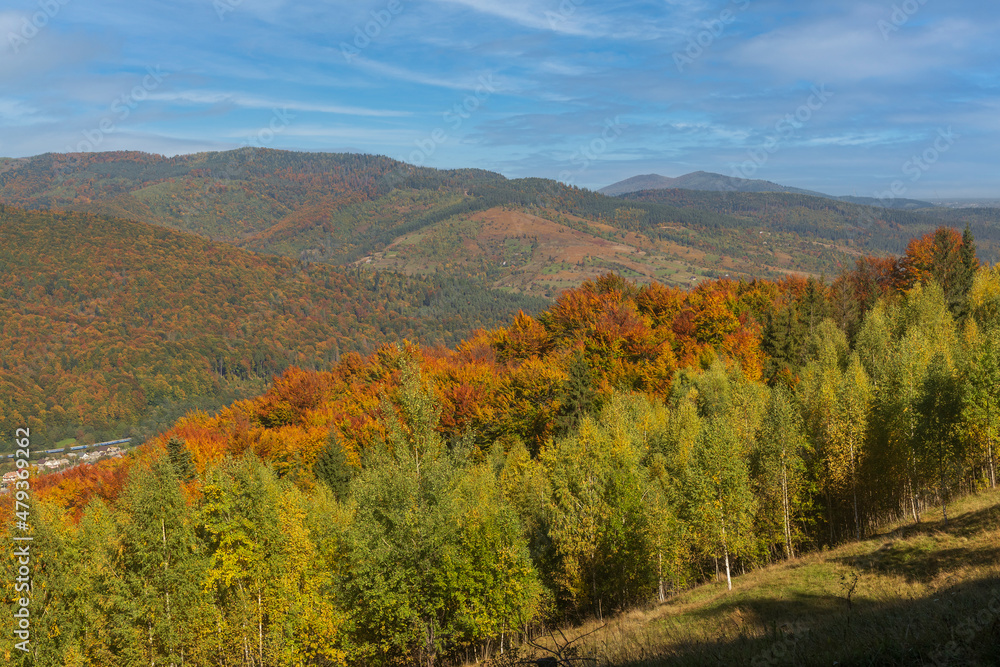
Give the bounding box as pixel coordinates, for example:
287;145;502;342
3;150;997;302
599;170;936;209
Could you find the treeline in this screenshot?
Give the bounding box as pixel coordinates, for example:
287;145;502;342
1;228;998;666
0;205;546;450
620;187;1000;262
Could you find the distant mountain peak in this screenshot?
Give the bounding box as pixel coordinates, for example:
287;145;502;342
598;171;827;198
599;171;935;209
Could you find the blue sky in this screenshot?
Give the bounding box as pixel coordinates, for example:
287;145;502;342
1;0;998;197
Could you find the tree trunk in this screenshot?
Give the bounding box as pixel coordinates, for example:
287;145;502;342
988;394;997;489
825;487;835;544
909;425;921;523
723;546;732;592
425;620;436;667
851;439;860;540
940;465;949;527
781;459;794;559
721;519;732;592
657;552;665;602
591;568;602;621
988;428;997;489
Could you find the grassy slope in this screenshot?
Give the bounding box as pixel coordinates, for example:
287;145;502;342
516;487;1000;666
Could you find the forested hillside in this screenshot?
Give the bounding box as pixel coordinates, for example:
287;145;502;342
4;150;997;295
2;226;996;666
620;187;1000;261
0;205;546;450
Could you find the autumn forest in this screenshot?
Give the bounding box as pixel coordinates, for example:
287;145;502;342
2;165;999;667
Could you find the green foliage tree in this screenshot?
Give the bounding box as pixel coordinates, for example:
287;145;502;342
751;386;810;559
554;351;598;437
117;458;212;666
543;396;663;618
915;352;965;524
167;436;195;482
685;417;756;591
314;430;356;500
829;354;872;539
963;326;1000;488
343;359;540;665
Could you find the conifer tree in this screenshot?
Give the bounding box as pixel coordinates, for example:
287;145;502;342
554;351;597;437
314;430;355;500
167;436;195;482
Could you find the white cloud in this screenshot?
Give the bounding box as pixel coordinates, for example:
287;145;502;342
146;90;411;117
734;12;981;82
431;0;601;37
0;98;53;125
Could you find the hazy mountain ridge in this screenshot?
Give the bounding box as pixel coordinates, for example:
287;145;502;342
601;170;936;209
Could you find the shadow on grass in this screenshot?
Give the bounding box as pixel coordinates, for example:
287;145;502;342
874;504;1000;542
835;543;1000;584
831;504;1000;584
611;575;1000;666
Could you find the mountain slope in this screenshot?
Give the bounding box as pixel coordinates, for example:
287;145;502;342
619;187;1000;263
2;150;991;294
601;170;936;209
0;204;546;449
599;171;828;197
596;173;682;196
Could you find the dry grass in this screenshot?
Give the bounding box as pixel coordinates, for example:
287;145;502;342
485;486;1000;666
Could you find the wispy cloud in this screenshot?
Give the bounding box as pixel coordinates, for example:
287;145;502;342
0;0;999;195
146;90;411;117
430;0;601;37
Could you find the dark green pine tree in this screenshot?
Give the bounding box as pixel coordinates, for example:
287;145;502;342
954;224;979;321
554;352;597;438
799;277;830;338
167;437;195;482
762;305;803;386
314;431;356;500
